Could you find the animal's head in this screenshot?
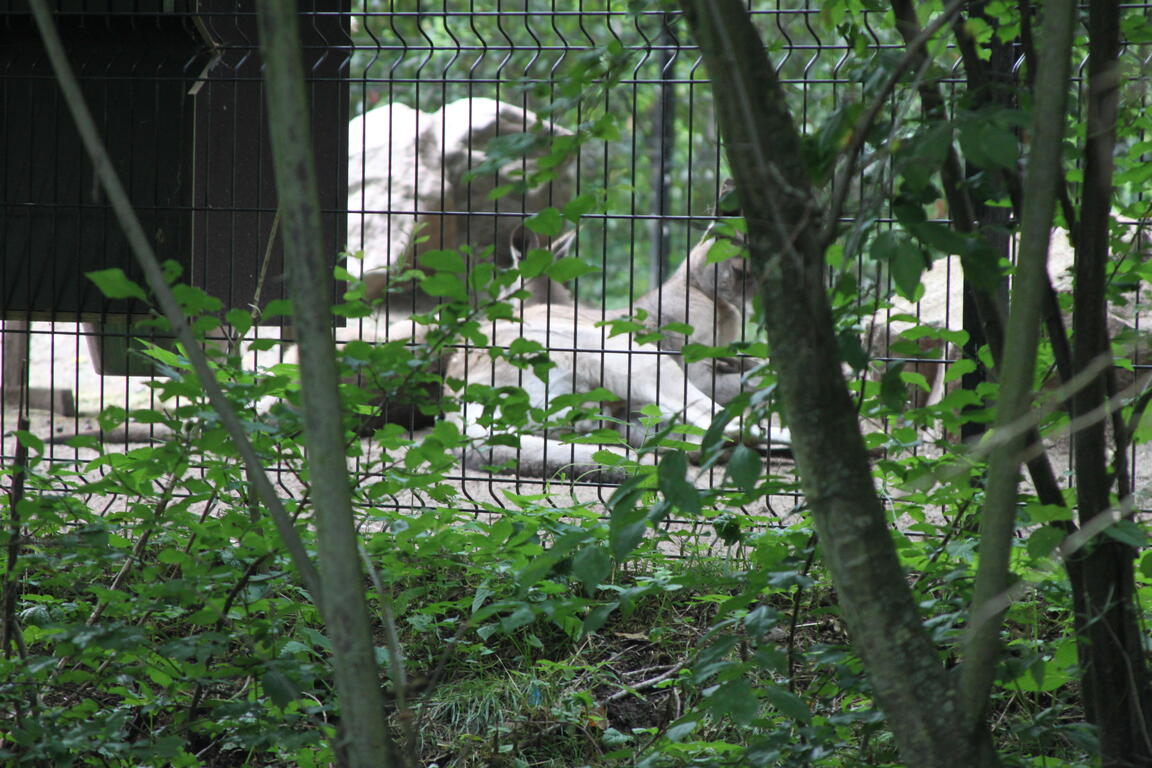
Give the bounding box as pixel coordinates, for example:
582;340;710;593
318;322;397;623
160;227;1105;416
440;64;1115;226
505;225;578;304
506;225;577;269
684;225;756;311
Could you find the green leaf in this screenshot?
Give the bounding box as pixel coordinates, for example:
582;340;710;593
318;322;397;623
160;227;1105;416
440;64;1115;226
156;548;191;566
14;430;43;455
225;308;252;337
86;268;147;301
663;716;700;743
525;207;565;237
1116;162;1152;187
608;478;648;561
880;363;908;412
762;683;812;723
837;329;869;371
658;451;701;515
261;298;293;319
899;122;952;190
901;370;930;393
563;193;598;221
907;221;972;255
981;125;1020;170
700;395;749;455
705;237;743;264
662;322;694;336
709;679;758;725
547;257;599;283
581;602;618;636
960;241;1004;292
1010;642;1076;693
727;444;761;494
944;358;977;383
1104;519;1148;548
171;284;222;314
872;231;928;300
161;258;183;284
501;605;536;633
550;388;619;408
420;272;468;301
517;247;553;278
1022;503;1074;523
959;120;1019;171
590;112;621;141
1026;525;1066;559
1136;404;1152;444
462;132;544;181
419;249;467;273
516;530;587;592
572;545;612;595
97;405;128;431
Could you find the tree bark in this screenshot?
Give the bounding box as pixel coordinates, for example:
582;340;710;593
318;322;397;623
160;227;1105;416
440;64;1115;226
255;4;398;767
1071;0;1152;762
957;0;1077;734
889;1;1070;517
679;3;997;766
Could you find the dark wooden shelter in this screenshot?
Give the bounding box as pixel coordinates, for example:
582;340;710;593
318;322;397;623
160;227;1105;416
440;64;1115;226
0;0;349;322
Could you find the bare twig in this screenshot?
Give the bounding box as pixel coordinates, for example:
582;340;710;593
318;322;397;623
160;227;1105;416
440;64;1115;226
2;417;29;660
606;662;686;701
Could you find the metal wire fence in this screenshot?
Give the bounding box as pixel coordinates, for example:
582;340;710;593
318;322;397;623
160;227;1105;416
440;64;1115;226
1;2;1149;521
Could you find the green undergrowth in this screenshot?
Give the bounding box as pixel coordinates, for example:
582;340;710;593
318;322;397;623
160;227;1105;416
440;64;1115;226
0;457;1103;767
1;220;1136;766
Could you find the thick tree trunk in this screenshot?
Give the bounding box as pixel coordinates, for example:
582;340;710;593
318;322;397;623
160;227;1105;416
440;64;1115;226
678;3;997;766
1071;1;1152;763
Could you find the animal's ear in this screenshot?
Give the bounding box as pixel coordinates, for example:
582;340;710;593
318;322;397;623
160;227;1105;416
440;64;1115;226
550;228;578;259
717;178;741;216
508;224;577;263
506;223;542;267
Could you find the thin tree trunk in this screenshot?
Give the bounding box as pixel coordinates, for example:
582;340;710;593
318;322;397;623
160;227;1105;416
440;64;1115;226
958;0;1077;735
25;2;322;598
889;0;1073;514
679;3;997;765
255;4;398;767
1071;1;1152;762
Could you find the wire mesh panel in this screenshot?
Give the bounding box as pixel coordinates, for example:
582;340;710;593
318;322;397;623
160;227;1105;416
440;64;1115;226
1;2;1150;522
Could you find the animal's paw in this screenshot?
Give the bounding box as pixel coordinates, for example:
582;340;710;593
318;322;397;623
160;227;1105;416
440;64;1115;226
725;421;792;453
713;356;748;375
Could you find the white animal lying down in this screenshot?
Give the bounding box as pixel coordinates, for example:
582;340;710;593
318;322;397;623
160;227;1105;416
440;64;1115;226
865;229;1116;408
444;226;792;481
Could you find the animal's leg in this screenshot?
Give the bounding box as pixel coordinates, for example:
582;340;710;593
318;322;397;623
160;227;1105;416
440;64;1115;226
685;357;756;406
633;356;792;450
449;402;646;481
460;434;642;483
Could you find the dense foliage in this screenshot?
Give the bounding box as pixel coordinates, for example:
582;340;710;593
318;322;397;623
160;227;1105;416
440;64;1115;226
3;1;1152;766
